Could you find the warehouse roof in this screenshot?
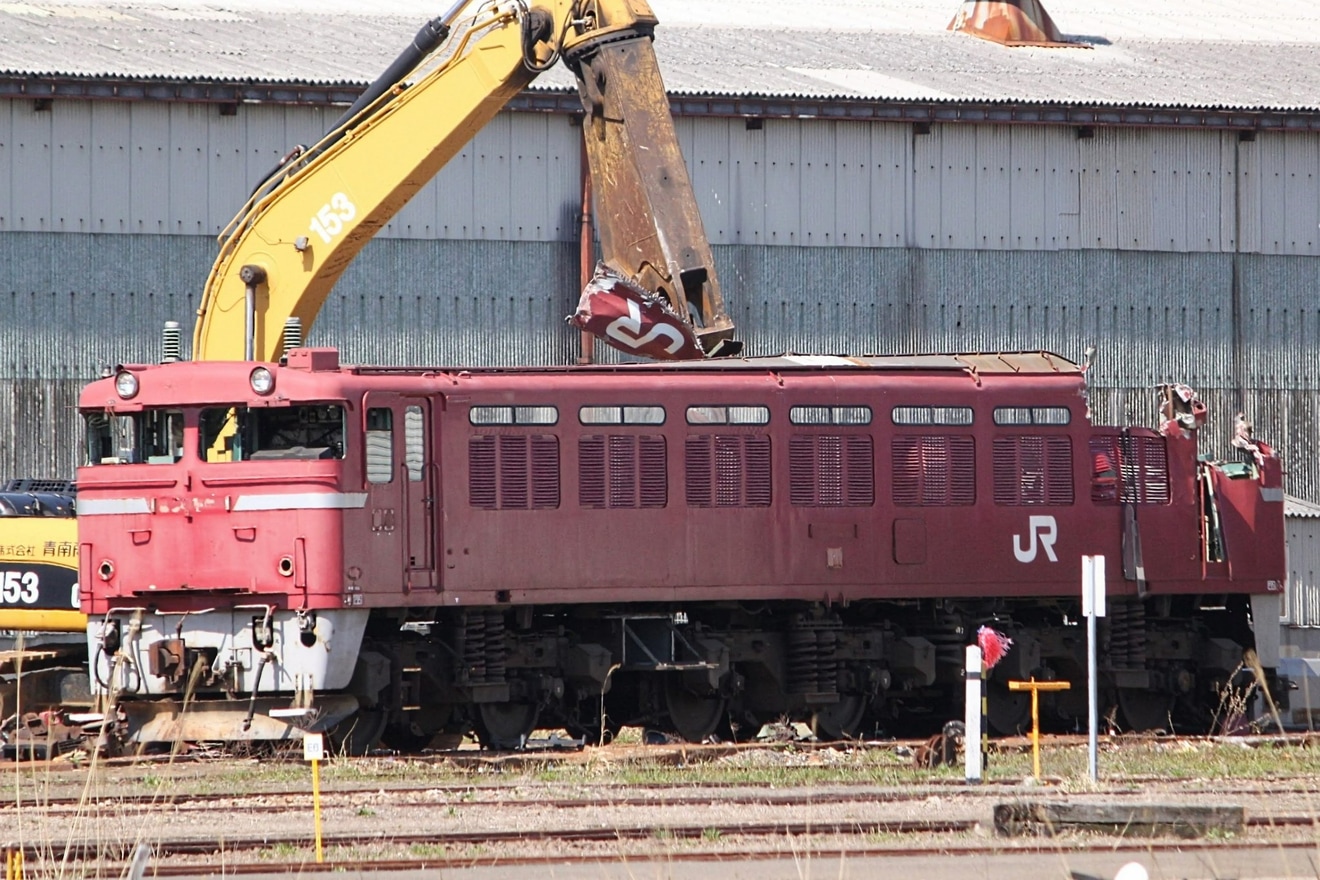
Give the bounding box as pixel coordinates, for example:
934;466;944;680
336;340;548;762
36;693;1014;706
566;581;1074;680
1288;496;1320;520
2;0;1320;114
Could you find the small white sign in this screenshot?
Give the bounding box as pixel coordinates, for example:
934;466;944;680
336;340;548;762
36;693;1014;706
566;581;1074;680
1082;555;1107;618
303;733;325;761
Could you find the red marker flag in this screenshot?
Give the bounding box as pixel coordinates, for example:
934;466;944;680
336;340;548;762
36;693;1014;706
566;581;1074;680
977;626;1014;671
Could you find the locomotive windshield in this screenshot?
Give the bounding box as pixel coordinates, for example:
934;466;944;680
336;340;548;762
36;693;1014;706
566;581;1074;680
199;404;345;462
84;409;184;465
83;405;346;464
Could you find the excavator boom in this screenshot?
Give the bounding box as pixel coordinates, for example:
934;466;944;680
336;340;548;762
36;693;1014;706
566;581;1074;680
193;0;735;363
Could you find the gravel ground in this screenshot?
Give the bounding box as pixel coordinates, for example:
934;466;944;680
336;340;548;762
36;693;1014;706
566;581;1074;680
1;739;1318;870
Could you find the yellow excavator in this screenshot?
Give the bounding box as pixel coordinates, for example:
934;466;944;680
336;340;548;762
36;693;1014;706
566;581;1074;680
0;480;87;758
194;0;737;364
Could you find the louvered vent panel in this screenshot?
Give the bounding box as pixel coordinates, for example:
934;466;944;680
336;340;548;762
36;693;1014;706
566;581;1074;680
789;436;815;505
1045;436;1074;505
639;436;667;508
993;437;1019;505
1119;433;1140;504
688;435;771;507
818;436;842;505
949;436;975;504
469;435;497;509
791;435;871;507
498;435;529;508
995;435;1072;506
922;437;949;504
1019;436;1046;505
579;435;606;507
714;436;742;506
891;436;921;506
609;435;637;508
530;435;559;509
686;436;712;506
893;436;973;506
1140;436;1170;504
845;436;874;505
744;436;772;507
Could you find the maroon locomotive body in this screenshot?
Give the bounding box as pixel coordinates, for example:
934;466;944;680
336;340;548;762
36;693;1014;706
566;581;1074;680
76;349;1285;749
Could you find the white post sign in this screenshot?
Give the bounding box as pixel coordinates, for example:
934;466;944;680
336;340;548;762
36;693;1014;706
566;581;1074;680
303;732;325;762
964;645;982;784
1082;555;1106;782
1082;554;1107;618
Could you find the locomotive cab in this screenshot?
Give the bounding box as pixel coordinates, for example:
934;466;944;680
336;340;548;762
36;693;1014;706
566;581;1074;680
76;355;378;744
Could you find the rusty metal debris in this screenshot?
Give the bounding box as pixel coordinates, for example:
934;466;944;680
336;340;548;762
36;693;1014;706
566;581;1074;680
947;0;1085;47
569;263;708;361
914;720;965;768
2;710;84;760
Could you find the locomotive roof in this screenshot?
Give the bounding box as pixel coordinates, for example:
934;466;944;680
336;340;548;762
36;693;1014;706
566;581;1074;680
81;350;1084;409
354;351;1082;376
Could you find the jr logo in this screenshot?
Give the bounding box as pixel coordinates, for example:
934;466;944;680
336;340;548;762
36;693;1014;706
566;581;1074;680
1013;515;1058;563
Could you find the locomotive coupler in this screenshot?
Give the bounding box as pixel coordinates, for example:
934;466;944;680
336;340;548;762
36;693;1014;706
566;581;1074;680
250;606;275;650
100;617;122;655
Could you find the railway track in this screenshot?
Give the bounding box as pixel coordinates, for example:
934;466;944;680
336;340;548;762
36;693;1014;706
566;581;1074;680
6;814;1320;876
5;778;1320;816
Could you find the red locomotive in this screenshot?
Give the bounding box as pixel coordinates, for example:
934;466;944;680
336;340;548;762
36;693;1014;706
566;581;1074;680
76;349;1286;750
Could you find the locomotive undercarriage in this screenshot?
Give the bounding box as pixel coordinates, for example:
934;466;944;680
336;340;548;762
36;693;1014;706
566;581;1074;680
90;593;1276;754
346;593;1273;752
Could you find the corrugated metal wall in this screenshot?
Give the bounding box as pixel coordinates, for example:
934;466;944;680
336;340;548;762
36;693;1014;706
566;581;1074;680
2;99;1319;501
8;101;1320;253
1285;517;1320;628
0;101;581;241
4;235;1317;497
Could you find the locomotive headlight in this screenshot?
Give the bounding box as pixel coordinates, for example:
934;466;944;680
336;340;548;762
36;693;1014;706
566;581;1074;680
249;366;275;396
114;370;139;399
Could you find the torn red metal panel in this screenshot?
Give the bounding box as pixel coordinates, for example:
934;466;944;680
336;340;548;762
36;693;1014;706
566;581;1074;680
569;263;707;361
947;0;1079;46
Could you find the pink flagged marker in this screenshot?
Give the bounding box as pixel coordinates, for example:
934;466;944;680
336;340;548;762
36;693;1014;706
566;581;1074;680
977;625;1013;671
569;264;706;361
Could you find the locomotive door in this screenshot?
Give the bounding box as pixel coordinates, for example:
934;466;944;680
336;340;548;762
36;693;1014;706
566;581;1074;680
364;394;437;591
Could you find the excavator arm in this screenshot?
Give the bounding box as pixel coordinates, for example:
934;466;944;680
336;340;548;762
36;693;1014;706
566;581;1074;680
193;0;735;363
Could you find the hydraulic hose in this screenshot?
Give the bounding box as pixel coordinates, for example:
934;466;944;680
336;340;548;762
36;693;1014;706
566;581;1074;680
242;651;275;732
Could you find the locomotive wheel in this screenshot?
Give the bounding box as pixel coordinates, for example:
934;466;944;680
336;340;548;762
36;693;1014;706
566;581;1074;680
474;701;540;750
328;710;386;757
813;693;868;741
1118;689;1173;733
663;676;725;743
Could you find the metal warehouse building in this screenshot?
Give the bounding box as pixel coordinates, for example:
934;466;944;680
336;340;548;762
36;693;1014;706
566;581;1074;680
3;0;1320;513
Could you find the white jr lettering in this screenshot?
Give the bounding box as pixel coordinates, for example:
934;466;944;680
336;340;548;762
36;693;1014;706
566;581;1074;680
1013;515;1059;563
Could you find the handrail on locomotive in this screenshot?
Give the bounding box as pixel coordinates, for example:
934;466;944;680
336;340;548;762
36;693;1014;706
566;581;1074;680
194;0;737;364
